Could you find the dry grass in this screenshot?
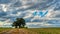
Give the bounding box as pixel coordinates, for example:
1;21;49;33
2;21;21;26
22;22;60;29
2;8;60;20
0;28;60;34
0;28;12;32
27;28;60;34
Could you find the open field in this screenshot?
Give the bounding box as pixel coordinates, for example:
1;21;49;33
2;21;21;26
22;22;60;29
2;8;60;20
0;28;12;32
27;28;60;34
0;28;60;34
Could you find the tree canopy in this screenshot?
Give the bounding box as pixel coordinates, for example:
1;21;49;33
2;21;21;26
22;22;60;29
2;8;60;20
12;18;26;28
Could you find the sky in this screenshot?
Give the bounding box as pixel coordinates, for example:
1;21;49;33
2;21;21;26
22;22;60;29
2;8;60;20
0;0;60;28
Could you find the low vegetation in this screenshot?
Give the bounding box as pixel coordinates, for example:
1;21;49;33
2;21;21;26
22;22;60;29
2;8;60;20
0;28;12;32
27;28;60;34
0;28;60;34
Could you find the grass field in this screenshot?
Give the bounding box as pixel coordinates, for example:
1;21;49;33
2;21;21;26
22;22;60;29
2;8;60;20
27;28;60;34
0;28;12;32
0;28;60;34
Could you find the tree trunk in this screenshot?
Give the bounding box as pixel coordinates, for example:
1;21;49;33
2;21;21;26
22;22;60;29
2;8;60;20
19;26;21;28
15;26;17;28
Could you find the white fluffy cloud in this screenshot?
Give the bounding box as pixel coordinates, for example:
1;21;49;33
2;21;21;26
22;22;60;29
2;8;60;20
0;0;60;28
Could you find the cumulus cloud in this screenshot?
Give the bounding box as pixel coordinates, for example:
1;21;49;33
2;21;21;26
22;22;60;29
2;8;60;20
0;0;60;27
26;22;60;28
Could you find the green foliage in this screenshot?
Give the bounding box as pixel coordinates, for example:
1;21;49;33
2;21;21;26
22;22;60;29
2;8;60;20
12;18;26;28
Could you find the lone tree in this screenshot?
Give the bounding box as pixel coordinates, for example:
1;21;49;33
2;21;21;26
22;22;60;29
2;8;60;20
12;18;26;28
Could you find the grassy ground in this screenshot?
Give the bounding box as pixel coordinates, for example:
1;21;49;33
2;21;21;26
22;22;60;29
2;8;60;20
0;28;12;32
0;28;60;34
27;28;60;34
